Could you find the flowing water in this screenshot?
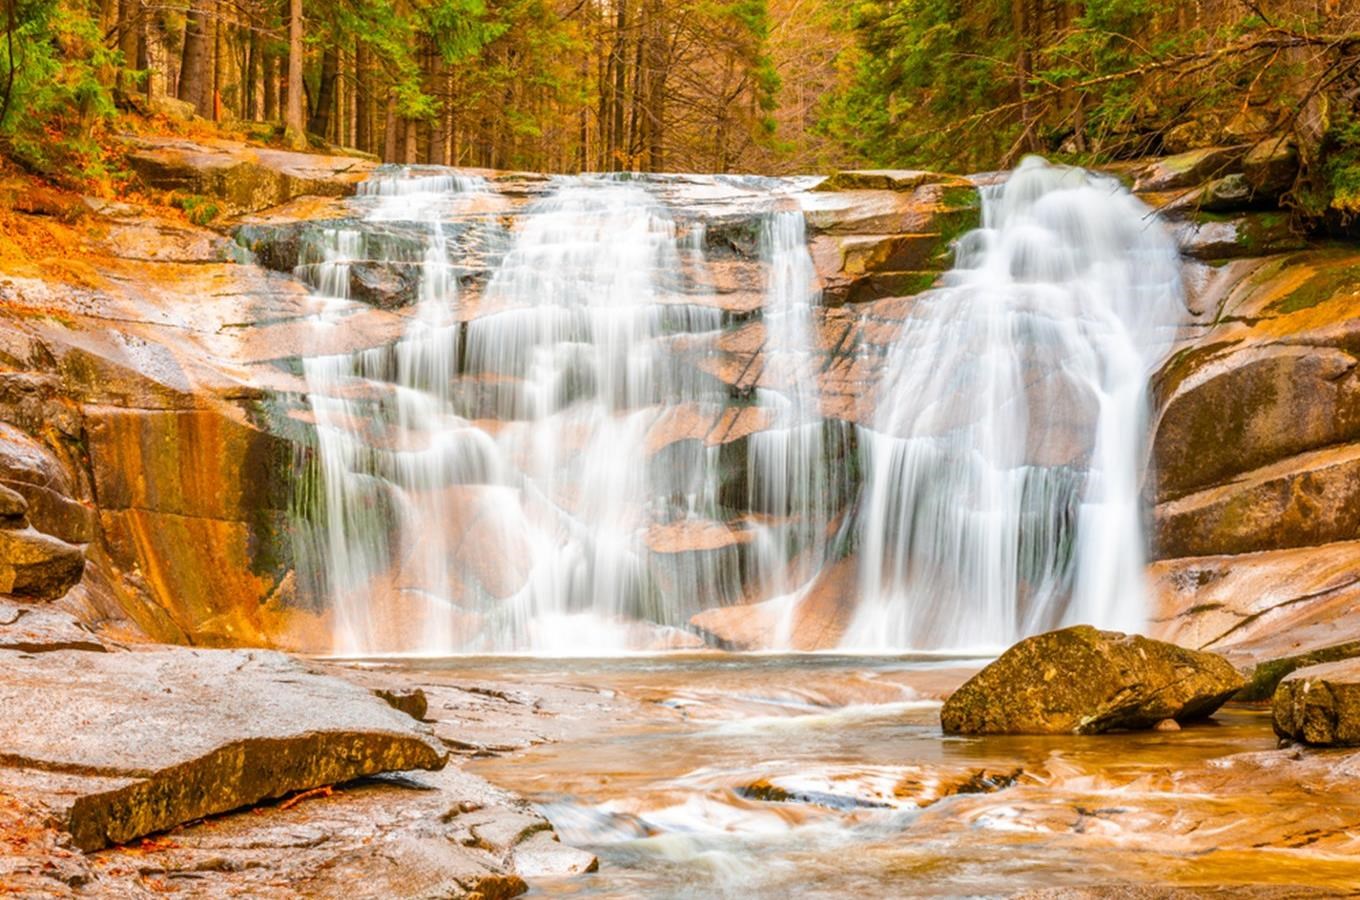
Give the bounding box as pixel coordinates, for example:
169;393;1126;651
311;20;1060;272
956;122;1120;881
844;159;1184;651
289;159;1184;655
405;654;1360;898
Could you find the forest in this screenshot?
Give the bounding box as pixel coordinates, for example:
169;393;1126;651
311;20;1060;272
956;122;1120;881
2;0;1360;220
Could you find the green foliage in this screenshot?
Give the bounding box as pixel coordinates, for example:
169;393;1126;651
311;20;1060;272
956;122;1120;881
1299;110;1360;223
817;0;1020;169
0;0;117;176
173;193;220;226
816;0;1298;173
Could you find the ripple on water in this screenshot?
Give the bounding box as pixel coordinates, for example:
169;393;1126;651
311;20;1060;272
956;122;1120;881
424;654;1360;898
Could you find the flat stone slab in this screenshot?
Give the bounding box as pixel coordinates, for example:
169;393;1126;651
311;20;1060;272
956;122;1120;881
1274;658;1360;746
0;601;105;652
0;647;446;849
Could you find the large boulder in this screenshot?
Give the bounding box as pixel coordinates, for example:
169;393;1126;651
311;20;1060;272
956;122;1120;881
940;626;1245;734
0;647;447;850
0;526;84;600
1132;146;1246;193
1273;658;1360;746
124;136;376;216
1243;138;1299;197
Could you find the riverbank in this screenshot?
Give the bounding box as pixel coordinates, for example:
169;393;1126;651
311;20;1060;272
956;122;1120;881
9;648;1357;896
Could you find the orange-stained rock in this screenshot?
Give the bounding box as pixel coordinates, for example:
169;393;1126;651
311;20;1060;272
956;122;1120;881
1149;541;1360;663
124;136;377;215
0;527;84;601
85;407;292;520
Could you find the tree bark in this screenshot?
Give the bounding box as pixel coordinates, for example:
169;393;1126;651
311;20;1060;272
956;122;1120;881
308;46;338;138
355;41;370;152
116;0;141;96
178;0;212;116
283;0;307;148
383;100;399;161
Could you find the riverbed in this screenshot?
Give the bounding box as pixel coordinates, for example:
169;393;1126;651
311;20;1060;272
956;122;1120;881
382;653;1360;898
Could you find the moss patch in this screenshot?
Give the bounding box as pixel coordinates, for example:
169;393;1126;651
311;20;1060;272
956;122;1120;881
1268;261;1360;314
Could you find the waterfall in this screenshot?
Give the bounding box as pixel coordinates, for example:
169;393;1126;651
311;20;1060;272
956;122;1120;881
296;170;503;654
288;159;1182;656
461;179;736;652
840;158;1185;651
745;203;846;645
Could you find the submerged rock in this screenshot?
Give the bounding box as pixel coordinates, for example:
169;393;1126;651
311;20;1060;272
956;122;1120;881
0;648;447;850
1273;658;1360;746
940;626;1244;734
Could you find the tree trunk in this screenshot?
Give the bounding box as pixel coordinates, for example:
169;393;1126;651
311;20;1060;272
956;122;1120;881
263;40;277;121
209;10;221;120
243;29;257;119
610;0;628;170
116;0;141;96
644;0;666;170
283;0;307;148
404;118;419;164
178;0;212;116
383;100;399;162
355;41;370;152
308;46;338;138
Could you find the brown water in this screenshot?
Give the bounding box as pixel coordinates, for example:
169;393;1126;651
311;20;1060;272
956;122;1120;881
415;654;1360;898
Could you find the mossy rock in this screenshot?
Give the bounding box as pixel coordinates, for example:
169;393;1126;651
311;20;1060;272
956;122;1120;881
814;170;960;193
941;625;1244;735
1273;658;1360;746
1243;640;1360;702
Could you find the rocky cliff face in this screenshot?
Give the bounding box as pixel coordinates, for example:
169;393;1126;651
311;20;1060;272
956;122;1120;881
1136;144;1360;671
0;135;1353;667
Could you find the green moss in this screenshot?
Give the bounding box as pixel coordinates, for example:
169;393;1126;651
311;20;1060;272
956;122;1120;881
938;183;979;210
1239;640;1360;702
1268;261;1360;314
173;193;221;227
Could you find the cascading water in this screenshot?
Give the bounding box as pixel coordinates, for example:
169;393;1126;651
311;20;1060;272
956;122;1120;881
841;158;1185;651
745;202;845;645
295;170;503;654
461;179;737;652
289;158;1182;655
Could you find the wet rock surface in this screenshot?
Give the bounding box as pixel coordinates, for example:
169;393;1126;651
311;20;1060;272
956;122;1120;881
940;626;1244;735
0;600;106;652
1273;658;1360;746
0;650;607;897
124;136;377;215
0;648;447;850
462;656;1360;897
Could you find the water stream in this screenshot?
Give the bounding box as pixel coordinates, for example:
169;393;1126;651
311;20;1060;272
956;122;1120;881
411;654;1357;898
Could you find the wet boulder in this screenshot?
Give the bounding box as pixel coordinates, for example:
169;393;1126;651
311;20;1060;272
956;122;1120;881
940;625;1244;734
1132;146;1246;193
1273;658;1360;746
0;647;448;850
